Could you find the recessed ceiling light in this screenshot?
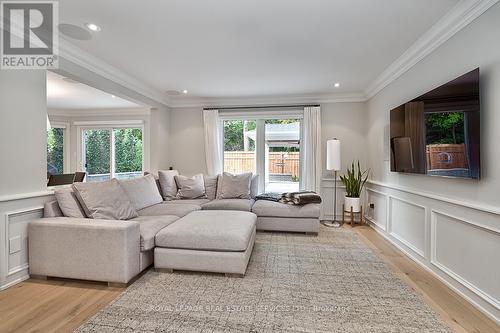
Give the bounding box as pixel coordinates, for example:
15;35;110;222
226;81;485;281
111;95;116;98
85;23;101;32
334;83;340;88
182;89;188;94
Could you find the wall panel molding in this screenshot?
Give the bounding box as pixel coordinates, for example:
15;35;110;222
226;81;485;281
388;196;427;257
430;210;500;310
365;181;500;323
1;194;54;291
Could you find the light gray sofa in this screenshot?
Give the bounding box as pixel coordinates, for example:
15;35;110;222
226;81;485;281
29;172;320;285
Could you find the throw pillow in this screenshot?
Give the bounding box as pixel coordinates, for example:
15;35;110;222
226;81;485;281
119;174;163;210
175;174;207;199
250;174;259;198
204;175;218;200
158;170;179;200
73;179;138;220
54;187;86;218
216;172;252;199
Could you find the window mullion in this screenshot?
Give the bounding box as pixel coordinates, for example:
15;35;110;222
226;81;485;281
110;128;116;179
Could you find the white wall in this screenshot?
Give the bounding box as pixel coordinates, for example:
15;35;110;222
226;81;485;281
0;71;47;196
0;70;55;290
365;3;500;323
169;103;368;178
169;107;208;175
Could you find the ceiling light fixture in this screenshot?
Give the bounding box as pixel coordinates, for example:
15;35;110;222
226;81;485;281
334;83;340;88
182;89;188;94
85;23;101;32
111;95;116;98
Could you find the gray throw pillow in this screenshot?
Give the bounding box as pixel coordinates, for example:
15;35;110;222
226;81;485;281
175;174;207;199
54;187;86;218
216;172;252;199
250;174;259;198
119;174;163;210
158;170;179;200
204;175;218;200
73;179;138;220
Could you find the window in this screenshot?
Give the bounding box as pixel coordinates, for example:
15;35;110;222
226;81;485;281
223;120;256;174
80;125;143;182
47;122;69;177
222;115;302;193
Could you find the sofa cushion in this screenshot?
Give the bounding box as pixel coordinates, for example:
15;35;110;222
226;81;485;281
204;175;218;200
137;202;200;217
252;200;320;218
158;170;179;200
175;174;206;199
119;174;163;210
250;174;259;198
155;210;256;251
73;179;138;220
44;201;63;218
132;215;179;251
169;198;211;205
216;172;252;199
202;199;254;212
54;188;86;218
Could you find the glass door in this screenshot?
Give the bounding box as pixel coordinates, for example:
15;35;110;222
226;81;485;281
81;127;143;182
264;119;301;192
82;129;111;182
223;120;257;174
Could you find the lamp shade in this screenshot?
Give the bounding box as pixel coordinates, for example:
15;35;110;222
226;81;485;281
326;139;341;171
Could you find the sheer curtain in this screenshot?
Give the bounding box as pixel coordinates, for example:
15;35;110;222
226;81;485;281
302;106;322;193
203;109;223;175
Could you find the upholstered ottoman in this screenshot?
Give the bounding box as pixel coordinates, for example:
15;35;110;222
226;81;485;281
251;200;320;234
154;210;256;276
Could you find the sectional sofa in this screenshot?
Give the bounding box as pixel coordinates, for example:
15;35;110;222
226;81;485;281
29;172;320;286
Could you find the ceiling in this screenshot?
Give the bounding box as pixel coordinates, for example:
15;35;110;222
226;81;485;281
58;0;459;99
47;71;141;109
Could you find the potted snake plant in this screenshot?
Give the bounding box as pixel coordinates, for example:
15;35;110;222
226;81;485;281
340;161;369;213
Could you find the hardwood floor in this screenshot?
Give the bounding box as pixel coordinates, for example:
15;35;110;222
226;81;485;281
0;225;497;333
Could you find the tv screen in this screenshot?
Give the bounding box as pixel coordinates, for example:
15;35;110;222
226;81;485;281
390;68;480;179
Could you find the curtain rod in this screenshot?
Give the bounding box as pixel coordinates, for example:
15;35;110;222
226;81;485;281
203;104;320;111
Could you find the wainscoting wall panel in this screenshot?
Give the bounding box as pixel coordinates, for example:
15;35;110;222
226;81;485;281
0;191;55;290
366;188;387;230
365;181;500;324
388;197;426;257
431;210;500;310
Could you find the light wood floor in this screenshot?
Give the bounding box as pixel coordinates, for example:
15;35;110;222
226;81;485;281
0;225;497;333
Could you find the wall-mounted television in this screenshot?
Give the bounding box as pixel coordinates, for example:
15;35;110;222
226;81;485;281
390;68;480;179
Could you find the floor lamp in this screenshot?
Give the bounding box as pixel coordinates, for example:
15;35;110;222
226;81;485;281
322;139;341;227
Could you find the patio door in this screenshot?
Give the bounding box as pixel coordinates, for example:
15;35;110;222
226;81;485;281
264;119;301;192
222;117;302;193
80;126;144;182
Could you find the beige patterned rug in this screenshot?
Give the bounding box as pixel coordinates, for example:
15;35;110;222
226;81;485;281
76;227;451;332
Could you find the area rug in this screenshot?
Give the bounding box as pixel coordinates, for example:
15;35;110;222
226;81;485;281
76;227;451;332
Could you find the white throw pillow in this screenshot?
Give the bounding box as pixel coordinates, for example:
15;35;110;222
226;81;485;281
158;170;179;200
216;172;252;199
73;179;138;220
119;174;163;210
175;174;207;199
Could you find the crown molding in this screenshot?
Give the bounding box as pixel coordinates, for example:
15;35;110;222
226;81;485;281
48;107;151;117
58;37;170;106
168;92;367;108
364;0;499;99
